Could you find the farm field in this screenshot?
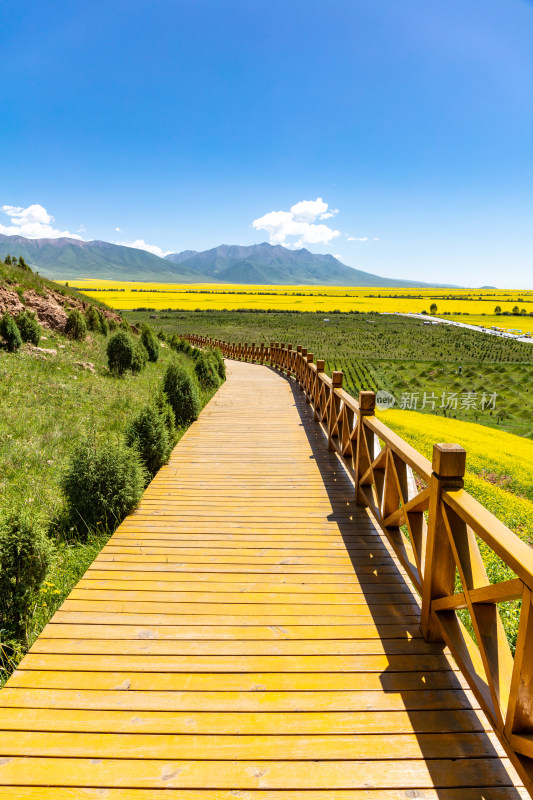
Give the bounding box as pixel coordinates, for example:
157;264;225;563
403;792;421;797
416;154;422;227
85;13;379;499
127;309;533;439
377;410;533;648
68;280;533;333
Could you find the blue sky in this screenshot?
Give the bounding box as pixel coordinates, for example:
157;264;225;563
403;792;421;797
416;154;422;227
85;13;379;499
1;0;532;287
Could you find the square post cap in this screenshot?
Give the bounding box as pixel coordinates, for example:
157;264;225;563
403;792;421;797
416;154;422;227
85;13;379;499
432;443;466;479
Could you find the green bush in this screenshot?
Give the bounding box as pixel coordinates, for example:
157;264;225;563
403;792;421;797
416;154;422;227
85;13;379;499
163;360;201;426
131;340;148;374
207;346;226;380
97;310;109;336
125;404;171;478
194;351;221;388
61;437;145;534
85;306;100;331
0;508;52;642
154;389;178;446
15;310;41;345
108;317;118;332
157;330;168;341
107;331;134;375
0;312;23;352
120;319;131;333
141;324;160;362
65;309;87;341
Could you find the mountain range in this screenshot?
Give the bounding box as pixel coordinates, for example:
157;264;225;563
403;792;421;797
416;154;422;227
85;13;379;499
0;233;451;287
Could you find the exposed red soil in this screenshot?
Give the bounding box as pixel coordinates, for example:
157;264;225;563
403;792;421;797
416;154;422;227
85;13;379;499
0;283;120;333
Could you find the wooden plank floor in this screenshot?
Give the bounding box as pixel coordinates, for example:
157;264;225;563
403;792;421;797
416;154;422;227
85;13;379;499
0;359;527;798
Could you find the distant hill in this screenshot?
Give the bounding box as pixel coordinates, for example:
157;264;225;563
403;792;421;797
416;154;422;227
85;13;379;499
165;243;452;287
0;234;456;286
0;235;212;282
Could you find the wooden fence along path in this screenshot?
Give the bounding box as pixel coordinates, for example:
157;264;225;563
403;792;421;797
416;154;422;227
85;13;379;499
0;347;530;797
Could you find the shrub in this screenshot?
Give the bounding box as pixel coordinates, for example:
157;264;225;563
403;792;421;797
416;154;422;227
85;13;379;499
208;346;226;380
15;310;41;345
154;390;178;446
65;309;87;340
163;360;201;426
120;319;131;333
107;331;134;375
108;317;118;332
97;310;109;336
141;324;160;362
0;508;52;643
125;404;171;478
157;330;168;341
0;312;23;352
61;437;145;534
131;340;148;374
194;351;221;388
85;306;100;331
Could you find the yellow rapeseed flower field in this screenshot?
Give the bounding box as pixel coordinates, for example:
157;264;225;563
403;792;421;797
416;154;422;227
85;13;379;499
378;408;533;540
66;280;533;332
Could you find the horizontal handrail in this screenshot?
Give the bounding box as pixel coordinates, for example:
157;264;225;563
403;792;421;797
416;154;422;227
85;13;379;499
184;334;533;793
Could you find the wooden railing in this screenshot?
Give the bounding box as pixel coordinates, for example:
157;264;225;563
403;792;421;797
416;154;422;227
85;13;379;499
185;335;533;792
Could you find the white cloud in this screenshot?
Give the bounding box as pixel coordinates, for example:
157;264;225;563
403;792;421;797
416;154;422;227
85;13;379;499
0;204;82;240
347;236;369;242
115;226;122;232
114;238;172;258
252;197;340;248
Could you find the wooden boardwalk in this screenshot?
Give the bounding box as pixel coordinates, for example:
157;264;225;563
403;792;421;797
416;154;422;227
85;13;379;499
0;359;527;798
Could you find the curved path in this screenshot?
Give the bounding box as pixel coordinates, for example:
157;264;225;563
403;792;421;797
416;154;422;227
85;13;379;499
0;360;527;797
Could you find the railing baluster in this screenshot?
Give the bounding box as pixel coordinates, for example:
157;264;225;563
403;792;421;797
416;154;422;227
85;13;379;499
421;444;466;642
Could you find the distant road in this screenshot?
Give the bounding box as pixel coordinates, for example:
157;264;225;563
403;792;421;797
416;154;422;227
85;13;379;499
398;312;533;344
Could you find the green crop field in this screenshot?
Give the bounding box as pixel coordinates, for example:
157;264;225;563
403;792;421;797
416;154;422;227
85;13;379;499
126;309;533;439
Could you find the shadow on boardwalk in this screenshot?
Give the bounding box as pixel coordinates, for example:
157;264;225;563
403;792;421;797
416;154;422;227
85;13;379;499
285;373;522;799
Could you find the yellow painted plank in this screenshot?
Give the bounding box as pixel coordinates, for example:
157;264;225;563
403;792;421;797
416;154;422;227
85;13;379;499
0;707;486;734
0;757;517;788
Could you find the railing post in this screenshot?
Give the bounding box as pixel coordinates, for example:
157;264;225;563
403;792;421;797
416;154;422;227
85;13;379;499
283;344;291;375
354;391;376;505
251;343;255;364
328;371;343;450
314;360;325;420
305;354;313;402
299;349;307;389
420;443;466;642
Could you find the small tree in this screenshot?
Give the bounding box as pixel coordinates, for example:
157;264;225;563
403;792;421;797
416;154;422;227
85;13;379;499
512;306;520;315
494;306;502;314
17;255;31;272
131;340;148;374
65;309;87;341
0;313;23;352
120;319;131;333
108;317;118;332
154;389;178;446
430;303;438;315
163;360;201;426
125;404;171;479
0;508;52;643
85;306;100;332
15;310;41;345
61;437;145;535
107;331;134;376
194;351;220;389
97;310;109;336
141;324;160;362
207;347;226;380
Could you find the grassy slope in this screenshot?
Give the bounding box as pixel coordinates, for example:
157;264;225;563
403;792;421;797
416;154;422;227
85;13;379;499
0;273;220;682
127;310;533;438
